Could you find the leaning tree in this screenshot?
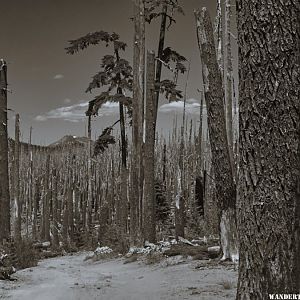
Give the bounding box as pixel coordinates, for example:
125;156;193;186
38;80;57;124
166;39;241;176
195;8;238;262
237;0;300;298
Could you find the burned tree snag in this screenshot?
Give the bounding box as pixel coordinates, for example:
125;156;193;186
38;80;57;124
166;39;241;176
144;51;156;243
195;8;238;261
0;59;10;243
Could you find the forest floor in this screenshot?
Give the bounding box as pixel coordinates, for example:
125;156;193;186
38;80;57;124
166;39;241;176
0;252;238;300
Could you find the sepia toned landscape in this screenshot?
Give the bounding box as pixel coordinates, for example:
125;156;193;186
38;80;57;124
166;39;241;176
0;0;299;299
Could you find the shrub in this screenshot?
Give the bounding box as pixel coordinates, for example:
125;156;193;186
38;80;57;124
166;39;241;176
15;239;39;269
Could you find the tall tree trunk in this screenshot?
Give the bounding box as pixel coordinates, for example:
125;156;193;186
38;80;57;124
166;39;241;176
154;3;168;120
86;115;92;234
214;0;223;73
236;1;300;297
119;101;128;236
62;172;69;247
32;180;39;240
52;168;59;248
27;126;33;236
114;45;129;241
14;114;21;243
224;0;234;162
162;143;167;184
195;93;205;215
43;155;51;241
195;8;238;261
0;60;10;243
68;186;74;242
131;0;145;244
175;61;191;239
144;51;156;243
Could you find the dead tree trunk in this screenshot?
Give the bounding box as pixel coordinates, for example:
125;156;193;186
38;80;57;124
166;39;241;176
236;1;300;297
114;44;129;241
214;0;223;73
119;100;128;233
27;126;33;236
52;168;59;248
86;115;92;234
154;3;168;120
195;8;238;261
195;93;205;215
32;180;39;240
14;114;21;242
224;0;234;160
0;60;10;243
131;0;145;244
144;51;156;243
43;155;51;241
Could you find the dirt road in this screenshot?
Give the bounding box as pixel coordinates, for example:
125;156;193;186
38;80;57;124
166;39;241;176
0;252;237;300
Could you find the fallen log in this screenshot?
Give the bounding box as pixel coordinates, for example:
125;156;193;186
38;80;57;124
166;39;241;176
0;266;16;280
164;244;220;260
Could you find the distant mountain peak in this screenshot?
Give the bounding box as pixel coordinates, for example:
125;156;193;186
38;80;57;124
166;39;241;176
48;135;90;148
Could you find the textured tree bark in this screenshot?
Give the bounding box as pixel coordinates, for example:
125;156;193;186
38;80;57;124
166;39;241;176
214;0;223;73
236;0;300;298
131;0;145;244
195;8;238;261
144;51;156;243
0;60;10;243
14;114;21;243
224;0;234;157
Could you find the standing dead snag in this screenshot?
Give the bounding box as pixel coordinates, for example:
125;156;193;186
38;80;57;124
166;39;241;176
14;114;21;243
214;0;223;73
131;0;145;244
52;168;59;248
237;0;300;297
42;154;51;242
195;92;205;216
27;126;33;236
0;59;10;243
224;0;234;163
144;51;156;243
86;115;92;235
195;8;238;261
153;2;167;120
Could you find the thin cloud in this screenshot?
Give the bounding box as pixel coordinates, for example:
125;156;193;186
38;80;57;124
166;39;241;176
53;74;64;80
159;99;201;115
34;101;119;123
63;98;72;104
